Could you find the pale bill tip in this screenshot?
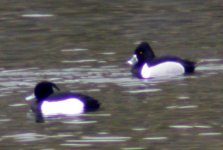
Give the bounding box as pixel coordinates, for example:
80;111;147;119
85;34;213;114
127;54;138;66
25;94;35;101
127;60;133;65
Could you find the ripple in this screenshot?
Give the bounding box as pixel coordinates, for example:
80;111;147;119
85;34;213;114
126;88;162;94
0;119;11;123
60;143;92;147
199;58;223;62
80;113;111;117
132;127;147;131
9;103;27;107
198;132;222;136
122;147;145;150
71;89;101;92
97;132;109;135
197;63;223;71
0;65;193;99
61;48;88;52
169;125;212;129
1;133;48;142
100;52;116;55
169;125;193;129
51;133;74;138
62;120;97;124
61;59;97;63
194;125;212;129
21;14;54;18
166;105;198;109
0;67;128;97
177;96;190;100
67;136;131;143
143;136;168;141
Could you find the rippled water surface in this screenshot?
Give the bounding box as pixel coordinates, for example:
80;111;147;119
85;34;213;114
0;1;223;149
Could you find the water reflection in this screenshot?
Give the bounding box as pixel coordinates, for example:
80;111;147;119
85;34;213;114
60;143;92;148
1;133;48;142
63;120;97;124
166;105;198;109
21;14;54;18
60;135;132;148
143;136;168;141
0;64;201;99
126;88;162;94
121;147;145;150
0;119;11;123
66;136;131;143
0;58;221;98
169;125;212;129
61;48;88;52
198;132;222;136
196;59;223;71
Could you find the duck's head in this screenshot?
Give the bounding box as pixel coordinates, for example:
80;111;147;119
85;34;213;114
34;81;60;103
127;42;155;66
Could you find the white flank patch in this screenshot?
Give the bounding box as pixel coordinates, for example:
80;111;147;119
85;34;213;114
141;62;185;79
41;98;84;116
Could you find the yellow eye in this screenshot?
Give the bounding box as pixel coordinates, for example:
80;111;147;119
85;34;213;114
139;51;143;54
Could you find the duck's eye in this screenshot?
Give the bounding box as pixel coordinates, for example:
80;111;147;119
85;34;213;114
139;51;143;55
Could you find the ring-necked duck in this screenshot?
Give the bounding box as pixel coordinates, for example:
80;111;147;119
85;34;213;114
127;42;195;79
26;81;100;118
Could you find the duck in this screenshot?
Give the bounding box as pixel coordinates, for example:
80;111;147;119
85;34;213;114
26;81;100;118
127;42;195;79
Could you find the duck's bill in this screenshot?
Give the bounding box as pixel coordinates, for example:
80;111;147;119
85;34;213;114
127;54;138;66
25;93;35;101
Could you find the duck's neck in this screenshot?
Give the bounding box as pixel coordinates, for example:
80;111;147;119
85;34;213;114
137;55;155;67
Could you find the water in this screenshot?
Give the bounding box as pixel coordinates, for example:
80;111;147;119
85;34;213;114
0;0;223;149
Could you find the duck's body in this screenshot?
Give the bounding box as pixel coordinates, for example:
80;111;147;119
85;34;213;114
27;81;100;118
38;92;100;116
127;42;195;79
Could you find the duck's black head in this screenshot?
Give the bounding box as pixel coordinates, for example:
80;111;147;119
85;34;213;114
34;81;60;103
128;42;155;66
135;42;155;62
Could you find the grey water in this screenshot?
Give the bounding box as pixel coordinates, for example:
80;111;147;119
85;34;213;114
0;0;223;149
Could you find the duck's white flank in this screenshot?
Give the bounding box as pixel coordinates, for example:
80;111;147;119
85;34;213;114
41;98;84;116
141;62;185;79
